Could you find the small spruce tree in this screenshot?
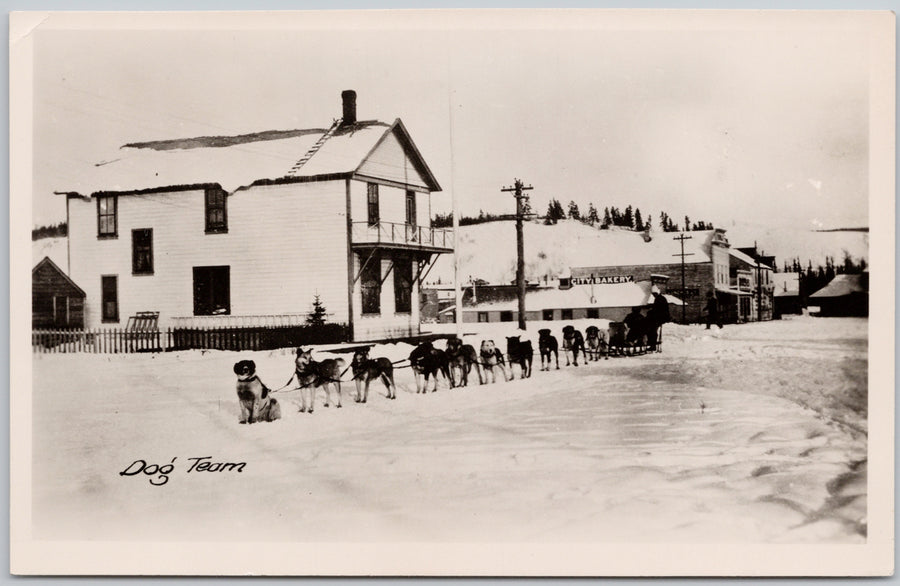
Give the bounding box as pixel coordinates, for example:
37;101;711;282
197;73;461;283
307;294;328;326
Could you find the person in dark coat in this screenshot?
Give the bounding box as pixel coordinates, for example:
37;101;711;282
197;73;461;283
704;291;723;329
646;287;671;350
624;306;646;346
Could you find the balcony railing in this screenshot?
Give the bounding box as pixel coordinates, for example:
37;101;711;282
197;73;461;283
351;221;454;251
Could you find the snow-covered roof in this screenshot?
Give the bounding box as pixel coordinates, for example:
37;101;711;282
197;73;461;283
57;119;439;197
773;273;800;297
809;274;867;299
465;281;683;312
728;247;773;270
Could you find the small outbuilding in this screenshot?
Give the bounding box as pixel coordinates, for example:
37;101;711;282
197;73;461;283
809;273;868;317
32;256;86;328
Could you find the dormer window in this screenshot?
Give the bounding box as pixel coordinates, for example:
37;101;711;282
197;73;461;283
97;195;118;238
205;187;228;233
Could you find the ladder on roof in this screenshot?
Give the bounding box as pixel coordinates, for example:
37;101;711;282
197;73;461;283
286;118;342;176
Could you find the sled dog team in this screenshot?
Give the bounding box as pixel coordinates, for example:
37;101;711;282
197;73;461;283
234;325;612;424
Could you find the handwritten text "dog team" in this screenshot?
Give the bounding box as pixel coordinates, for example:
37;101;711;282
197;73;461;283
119;457;246;486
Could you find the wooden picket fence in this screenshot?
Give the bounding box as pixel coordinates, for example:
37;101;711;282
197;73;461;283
32;323;350;354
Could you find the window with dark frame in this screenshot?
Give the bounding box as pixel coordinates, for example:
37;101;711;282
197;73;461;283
97;195;117;238
477;312;489;323
101;275;118;322
367;183;380;226
193;266;231;316
360;254;381;315
543;309;554;321
561;309;573;320
132;229;153;275
406;190;416;227
393;257;413;313
587;308;599;319
205;187;228;233
500;311;514;322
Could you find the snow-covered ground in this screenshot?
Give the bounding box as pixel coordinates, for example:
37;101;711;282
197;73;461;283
31;315;867;543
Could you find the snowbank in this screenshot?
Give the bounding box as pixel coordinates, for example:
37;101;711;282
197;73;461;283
31;316;866;543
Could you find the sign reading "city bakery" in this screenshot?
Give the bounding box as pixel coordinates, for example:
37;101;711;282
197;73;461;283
571;275;634;285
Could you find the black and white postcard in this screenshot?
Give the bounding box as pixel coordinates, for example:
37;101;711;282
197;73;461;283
10;9;895;576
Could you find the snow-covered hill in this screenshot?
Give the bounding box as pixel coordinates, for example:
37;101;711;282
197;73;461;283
426;219;868;286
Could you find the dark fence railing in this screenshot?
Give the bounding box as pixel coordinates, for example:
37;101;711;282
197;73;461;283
32;323;350;354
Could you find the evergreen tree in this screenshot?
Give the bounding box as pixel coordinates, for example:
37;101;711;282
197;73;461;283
586;203;599;225
306;294;328;326
522;197;533;217
602;207;612;229
684;215;691;232
634;208;644;231
645;213;653;231
623;205;634;229
659;212;669;231
567;200;581;220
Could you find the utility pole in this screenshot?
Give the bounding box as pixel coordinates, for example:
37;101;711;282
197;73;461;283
501;179;533;330
755;258;763;322
672;233;694;324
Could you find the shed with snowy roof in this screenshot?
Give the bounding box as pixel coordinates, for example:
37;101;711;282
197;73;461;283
60;91;452;342
809;273;868;317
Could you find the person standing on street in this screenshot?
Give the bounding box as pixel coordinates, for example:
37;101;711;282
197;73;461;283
647;286;671;351
704;290;723;330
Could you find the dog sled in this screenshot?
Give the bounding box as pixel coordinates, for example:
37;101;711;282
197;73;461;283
606;321;663;357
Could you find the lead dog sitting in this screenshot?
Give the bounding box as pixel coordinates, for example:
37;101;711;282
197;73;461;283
537;328;560;371
350;347;397;402
479;339;509;383
562;325;586;366
294;348;346;413
446;337;483;387
234;360;281;424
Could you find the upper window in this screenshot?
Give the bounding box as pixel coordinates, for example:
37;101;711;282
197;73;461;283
193;266;230;316
97;195;118;238
406;190;416;227
205;188;228;233
561;309;573;320
132;229;153;275
367;183;380;226
543;309;554;321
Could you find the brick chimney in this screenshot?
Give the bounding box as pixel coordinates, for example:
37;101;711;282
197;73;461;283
341;90;357;126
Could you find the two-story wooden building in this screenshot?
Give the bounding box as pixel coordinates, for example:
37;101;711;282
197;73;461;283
59;91;453;342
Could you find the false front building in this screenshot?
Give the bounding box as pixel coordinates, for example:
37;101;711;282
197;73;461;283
60;91;452;342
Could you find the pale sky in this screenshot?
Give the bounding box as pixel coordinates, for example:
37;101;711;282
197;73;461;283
31;10;875;230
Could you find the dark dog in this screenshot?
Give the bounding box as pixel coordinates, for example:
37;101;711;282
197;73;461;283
479;340;509;383
233;360;281;424
294;348;346;413
409;341;452;393
446;337;483;387
506;336;533;379
537;328;560;371
585;325;609;361
350;347;396;402
562;325;586;366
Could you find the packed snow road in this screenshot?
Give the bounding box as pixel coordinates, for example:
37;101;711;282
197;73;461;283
31;316;867;543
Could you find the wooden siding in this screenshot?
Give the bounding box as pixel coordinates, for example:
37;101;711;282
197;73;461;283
356;129;429;189
350;179;422;226
68;182;349;329
351;253;421;341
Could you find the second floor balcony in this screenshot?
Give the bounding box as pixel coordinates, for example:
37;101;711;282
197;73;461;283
351;221;454;253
